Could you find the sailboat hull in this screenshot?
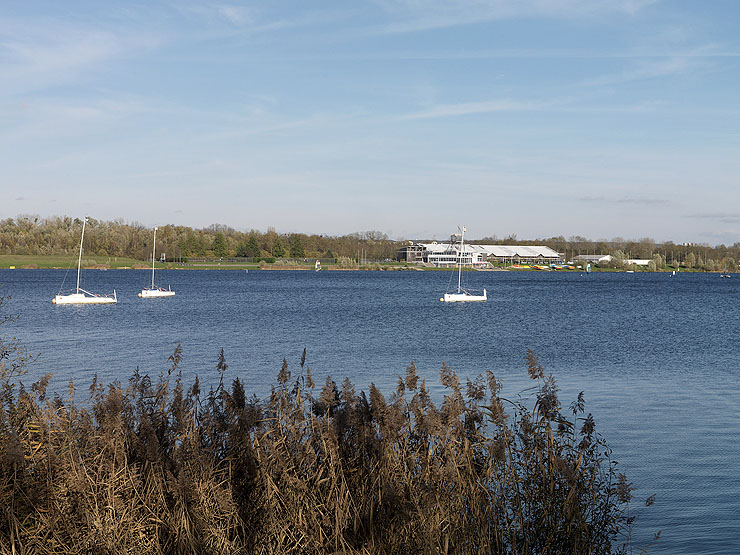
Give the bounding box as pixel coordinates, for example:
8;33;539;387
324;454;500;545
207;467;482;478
138;288;175;298
53;293;117;304
441;289;487;303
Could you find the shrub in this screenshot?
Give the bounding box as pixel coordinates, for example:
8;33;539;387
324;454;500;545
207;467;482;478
337;256;358;269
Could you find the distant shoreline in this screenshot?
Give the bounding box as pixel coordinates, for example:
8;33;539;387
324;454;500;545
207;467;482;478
0;255;723;273
0;265;724;274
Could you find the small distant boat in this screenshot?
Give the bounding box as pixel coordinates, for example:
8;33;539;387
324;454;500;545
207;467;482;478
721;262;731;278
53;217;117;304
440;226;487;303
139;226;175;298
315;259;321;272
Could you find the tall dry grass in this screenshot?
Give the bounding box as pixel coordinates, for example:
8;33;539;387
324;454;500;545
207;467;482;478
1;298;654;553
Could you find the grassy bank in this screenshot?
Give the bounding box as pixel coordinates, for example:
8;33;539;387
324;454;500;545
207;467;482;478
0;254;150;269
0;255;421;271
2;254;700;273
0;255;260;271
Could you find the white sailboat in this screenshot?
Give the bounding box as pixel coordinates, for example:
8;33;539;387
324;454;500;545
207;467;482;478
139;226;175;298
721;262;731;278
440;226;487;303
52;217;117;304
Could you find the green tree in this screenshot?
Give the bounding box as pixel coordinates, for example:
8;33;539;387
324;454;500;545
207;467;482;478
212;232;228;257
685;252;696;269
180;233;207;256
610;250;626;269
272;237;286;258
289;235;305;259
245;234;260;258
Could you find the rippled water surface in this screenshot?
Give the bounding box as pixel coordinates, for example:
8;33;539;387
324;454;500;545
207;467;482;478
2;268;738;553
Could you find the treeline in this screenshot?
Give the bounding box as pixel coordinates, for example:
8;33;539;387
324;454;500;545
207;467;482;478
4;215;738;270
0;309;654;552
0;216;399;262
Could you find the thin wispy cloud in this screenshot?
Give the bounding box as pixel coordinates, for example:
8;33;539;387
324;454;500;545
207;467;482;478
171;2;346;37
126;170;195;180
248;10;350;34
579;195;671;206
370;0;658;34
397;95;653;120
0;32;119;90
171;3;253;27
697;227;740;244
0;18;160;95
5;95;153;139
198;113;342;143
399;98;560;120
215;4;253;26
579;56;707;88
683;213;740;224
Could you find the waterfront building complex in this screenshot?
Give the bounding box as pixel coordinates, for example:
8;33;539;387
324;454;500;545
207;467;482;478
398;242;562;267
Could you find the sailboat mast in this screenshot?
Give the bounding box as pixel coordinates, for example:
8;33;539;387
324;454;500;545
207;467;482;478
76;217;86;293
151;226;157;289
457;226;465;293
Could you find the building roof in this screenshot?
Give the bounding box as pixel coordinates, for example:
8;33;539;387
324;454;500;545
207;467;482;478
418;243;560;258
419;242;450;253
479;245;560;258
574;254;613;262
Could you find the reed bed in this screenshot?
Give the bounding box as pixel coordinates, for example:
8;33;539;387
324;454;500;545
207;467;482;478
1;314;654;553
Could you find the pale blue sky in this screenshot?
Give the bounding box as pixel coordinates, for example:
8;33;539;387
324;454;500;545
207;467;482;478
1;1;739;243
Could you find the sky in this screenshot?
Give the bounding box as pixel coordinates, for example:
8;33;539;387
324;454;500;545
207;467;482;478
1;1;739;243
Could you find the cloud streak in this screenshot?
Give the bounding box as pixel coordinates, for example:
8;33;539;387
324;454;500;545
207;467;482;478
683;213;740;224
398;98;561;120
579;55;708;88
579;195;672;206
0;17;160;95
4;95;154;140
370;0;659;34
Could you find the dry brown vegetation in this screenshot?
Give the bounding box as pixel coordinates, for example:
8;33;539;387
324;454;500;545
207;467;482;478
1;300;653;554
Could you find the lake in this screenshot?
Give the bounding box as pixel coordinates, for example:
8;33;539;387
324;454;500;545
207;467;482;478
1;268;738;554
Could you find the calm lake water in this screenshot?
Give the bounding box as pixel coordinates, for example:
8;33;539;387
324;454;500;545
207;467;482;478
1;268;739;554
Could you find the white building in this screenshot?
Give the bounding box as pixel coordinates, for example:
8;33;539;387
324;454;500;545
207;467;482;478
399;243;561;267
424;243;485;267
573;254;613;264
